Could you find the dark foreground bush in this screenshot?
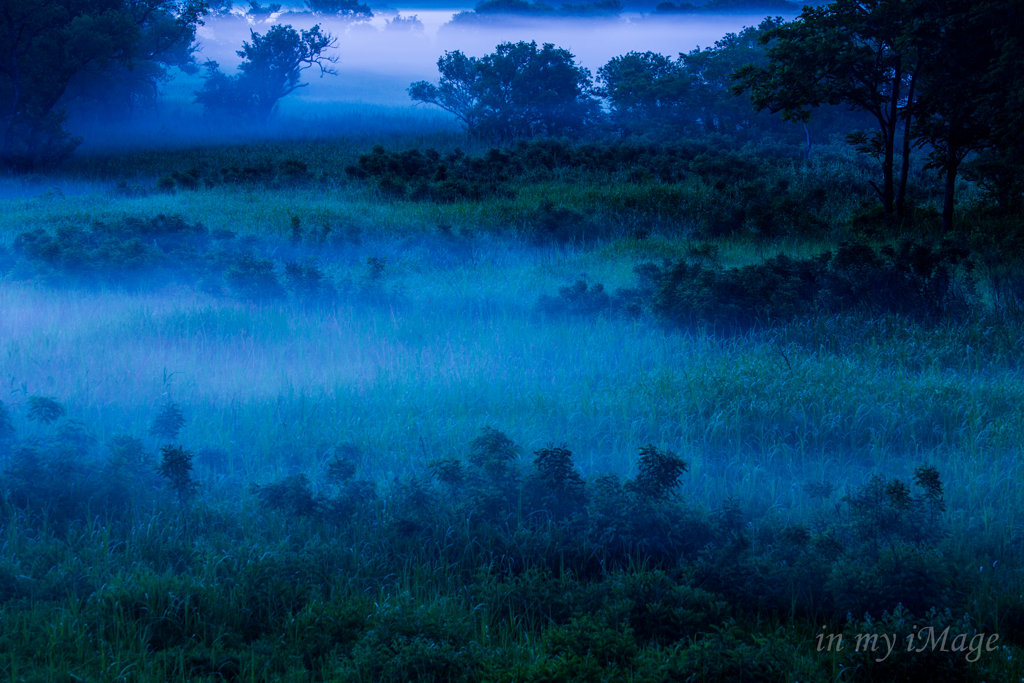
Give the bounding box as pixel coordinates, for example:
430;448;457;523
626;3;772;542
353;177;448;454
0;407;999;682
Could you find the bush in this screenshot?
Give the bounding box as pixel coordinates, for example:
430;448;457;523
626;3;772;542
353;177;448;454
225;254;286;301
653;240;975;331
537;280;612;317
11;215;210;289
346;145;514;202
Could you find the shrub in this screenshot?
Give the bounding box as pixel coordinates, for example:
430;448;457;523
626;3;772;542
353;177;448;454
11;215;210;289
625;444;688;502
27;396;65;424
346;145;514;202
157;445;198;504
528;446;587;521
284;259;336;303
653;240;975;331
536;280;612;317
225;254;286;301
527;200;594;245
150;402;186;441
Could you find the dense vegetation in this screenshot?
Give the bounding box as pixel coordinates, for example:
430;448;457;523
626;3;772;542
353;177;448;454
1;0;1023;681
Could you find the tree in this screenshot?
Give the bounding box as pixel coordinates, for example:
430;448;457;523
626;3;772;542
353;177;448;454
195;24;338;121
0;0;208;170
409;41;600;139
157;444;197;504
681;18;790;137
63;1;211;122
597;20;828;141
734;0;1024;231
733;0;920;222
909;0;1024;232
597;51;690;133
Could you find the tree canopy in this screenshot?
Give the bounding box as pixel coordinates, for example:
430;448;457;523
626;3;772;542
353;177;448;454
0;0;208;170
409;41;601;139
195;24;338;121
734;0;1024;231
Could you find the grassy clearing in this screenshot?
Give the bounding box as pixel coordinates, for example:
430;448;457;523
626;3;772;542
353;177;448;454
0;132;1022;681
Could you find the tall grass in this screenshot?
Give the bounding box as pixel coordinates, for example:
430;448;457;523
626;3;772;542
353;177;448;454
0;132;1021;681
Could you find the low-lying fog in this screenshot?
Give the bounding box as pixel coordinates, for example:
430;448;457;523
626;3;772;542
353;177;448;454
188;10;784;105
61;7;793;152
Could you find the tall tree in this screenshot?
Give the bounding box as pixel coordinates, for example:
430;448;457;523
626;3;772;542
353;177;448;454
733;0;919;222
736;0;1024;232
0;0;208;169
909;0;1023;231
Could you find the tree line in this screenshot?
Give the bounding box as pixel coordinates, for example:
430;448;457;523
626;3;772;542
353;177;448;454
2;0;1022;230
409;2;1024;232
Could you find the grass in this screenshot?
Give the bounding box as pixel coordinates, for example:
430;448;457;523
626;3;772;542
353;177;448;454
0;126;1022;681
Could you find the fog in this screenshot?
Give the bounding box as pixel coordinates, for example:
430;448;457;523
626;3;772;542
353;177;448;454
186;9;785;105
63;7;793;150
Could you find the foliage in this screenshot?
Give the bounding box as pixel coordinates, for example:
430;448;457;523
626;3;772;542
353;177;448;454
284;259;336;303
346;145;515;201
225;254;286;301
156;445;197;504
150;402;186;441
598;51;691;133
409;41;601;139
26;396;66;424
537;280;612;317
246;0;281;15
526;199;594;244
0;0;207;170
733;0;920;223
734;0;1024;230
196;25;338;121
839;605;976;682
529;446;586;520
385;13;424;31
11;214;210;289
652;240;974;331
625;444;688;501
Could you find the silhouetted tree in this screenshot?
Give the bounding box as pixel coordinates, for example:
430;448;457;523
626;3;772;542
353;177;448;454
909;0;1024;232
196;24;338;121
598;51;690;132
0;0;208;170
409;41;600;139
734;0;919;222
734;0;1024;231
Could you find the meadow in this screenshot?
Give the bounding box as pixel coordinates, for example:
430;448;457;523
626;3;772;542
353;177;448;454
1;103;1023;682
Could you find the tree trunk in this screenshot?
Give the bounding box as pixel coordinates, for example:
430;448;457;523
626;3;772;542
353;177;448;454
942;152;960;233
882;57;903;220
897;59;920;218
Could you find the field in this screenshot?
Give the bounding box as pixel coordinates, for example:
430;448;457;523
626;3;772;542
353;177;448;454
1;105;1023;682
